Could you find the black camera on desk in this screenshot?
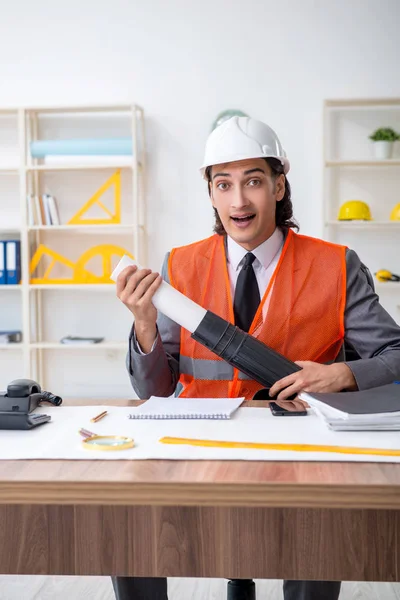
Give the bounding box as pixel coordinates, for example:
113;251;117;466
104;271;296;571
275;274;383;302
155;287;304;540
0;379;62;430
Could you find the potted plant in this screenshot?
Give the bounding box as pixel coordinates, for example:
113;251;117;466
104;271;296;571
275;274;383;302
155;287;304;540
369;127;399;159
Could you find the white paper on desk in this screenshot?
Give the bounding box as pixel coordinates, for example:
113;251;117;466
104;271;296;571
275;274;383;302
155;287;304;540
44;155;132;166
1;405;400;462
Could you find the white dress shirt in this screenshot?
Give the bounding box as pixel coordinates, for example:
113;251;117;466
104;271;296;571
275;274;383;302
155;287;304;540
227;228;284;318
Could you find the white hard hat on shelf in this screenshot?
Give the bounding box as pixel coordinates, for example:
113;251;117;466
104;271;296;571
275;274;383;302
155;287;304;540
200;116;290;178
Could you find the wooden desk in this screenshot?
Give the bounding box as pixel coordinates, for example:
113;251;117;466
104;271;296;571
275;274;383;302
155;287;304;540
0;399;399;582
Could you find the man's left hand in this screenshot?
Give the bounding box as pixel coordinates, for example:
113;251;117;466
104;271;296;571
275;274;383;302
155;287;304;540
269;361;357;401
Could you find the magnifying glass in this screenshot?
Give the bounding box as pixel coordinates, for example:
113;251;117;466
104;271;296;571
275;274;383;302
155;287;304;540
79;428;134;451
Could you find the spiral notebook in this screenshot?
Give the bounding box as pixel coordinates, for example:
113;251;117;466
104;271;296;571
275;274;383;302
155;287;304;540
128;397;244;420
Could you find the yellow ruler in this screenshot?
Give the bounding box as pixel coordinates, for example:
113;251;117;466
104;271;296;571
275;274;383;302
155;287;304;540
159;436;400;457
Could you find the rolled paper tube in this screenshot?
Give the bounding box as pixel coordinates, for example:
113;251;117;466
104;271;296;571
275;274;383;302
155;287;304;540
111;255;207;333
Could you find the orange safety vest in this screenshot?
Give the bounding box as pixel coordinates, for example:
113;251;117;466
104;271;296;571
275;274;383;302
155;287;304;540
168;229;347;400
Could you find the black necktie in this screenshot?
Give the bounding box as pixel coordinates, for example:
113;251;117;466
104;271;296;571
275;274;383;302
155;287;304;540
233;253;261;332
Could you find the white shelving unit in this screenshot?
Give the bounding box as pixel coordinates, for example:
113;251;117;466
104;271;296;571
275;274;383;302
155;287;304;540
28;284;118;291
30;342;128;350
26;163;136;171
0;104;146;397
323;98;400;323
326;159;400;167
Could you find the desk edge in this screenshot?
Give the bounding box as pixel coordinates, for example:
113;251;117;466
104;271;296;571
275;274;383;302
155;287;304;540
1;482;400;509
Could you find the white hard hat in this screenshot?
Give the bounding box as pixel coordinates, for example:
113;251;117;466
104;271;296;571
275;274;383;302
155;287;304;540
200;116;290;178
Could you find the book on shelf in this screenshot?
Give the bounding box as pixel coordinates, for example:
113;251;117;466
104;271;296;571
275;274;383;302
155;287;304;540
0;242;5;284
0;240;21;285
43;195;52;225
38;195;46;224
46;195;60;225
27;195;60;226
33;196;42;225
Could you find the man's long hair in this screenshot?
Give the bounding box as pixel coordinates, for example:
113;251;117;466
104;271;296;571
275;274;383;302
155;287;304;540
206;157;299;234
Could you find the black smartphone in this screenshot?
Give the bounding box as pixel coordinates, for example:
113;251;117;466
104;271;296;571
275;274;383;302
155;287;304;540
269;401;307;417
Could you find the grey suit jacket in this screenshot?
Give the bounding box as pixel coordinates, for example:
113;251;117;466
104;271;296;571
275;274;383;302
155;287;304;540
127;247;400;398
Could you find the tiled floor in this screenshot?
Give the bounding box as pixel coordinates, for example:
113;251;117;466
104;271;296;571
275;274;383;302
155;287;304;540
0;577;399;599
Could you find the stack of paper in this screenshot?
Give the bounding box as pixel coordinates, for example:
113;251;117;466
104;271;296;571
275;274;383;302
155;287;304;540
299;383;400;431
27;194;60;226
44;155;132;167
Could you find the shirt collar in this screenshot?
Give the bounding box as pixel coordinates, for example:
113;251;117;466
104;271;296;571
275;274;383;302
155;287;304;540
227;228;284;272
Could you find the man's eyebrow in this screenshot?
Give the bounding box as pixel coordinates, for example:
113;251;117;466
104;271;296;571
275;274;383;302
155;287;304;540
212;167;266;180
212;172;231;180
244;168;266;175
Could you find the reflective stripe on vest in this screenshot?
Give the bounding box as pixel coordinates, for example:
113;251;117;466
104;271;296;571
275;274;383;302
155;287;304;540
179;355;254;381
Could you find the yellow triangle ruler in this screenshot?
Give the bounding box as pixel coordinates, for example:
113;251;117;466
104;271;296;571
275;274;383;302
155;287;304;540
30;244;133;284
67;170;121;225
30;245;77;284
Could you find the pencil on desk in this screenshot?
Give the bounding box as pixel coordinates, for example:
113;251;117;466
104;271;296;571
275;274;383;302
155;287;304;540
79;428;96;438
90;410;108;423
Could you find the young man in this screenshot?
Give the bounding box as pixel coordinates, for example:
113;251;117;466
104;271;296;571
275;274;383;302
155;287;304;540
115;116;400;600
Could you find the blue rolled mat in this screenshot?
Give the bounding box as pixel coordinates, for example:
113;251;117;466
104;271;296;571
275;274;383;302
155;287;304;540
30;138;133;158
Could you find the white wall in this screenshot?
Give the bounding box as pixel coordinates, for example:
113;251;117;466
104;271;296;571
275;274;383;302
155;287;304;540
1;0;399;270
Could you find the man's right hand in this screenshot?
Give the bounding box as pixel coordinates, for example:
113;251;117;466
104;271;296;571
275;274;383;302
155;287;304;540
116;265;162;353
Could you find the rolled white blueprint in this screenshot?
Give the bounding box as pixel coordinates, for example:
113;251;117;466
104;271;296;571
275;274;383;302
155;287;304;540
111;255;207;333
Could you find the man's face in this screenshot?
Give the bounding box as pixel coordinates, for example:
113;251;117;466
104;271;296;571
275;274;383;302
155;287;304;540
209;158;285;251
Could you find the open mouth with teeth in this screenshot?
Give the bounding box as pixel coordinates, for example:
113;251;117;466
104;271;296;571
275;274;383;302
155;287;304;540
231;214;256;223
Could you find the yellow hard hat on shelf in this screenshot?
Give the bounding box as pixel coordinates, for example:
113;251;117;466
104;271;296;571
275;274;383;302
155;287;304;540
338;200;372;221
390;203;400;221
375;270;400;282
